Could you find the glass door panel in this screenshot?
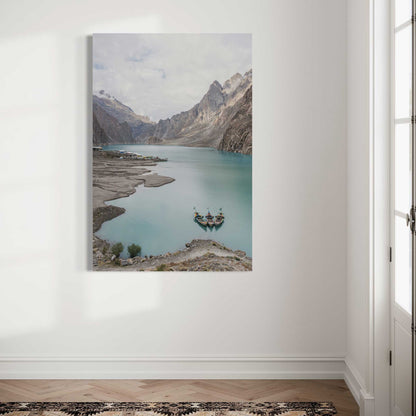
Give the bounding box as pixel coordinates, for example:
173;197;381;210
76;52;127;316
395;123;412;214
395;216;412;313
395;24;412;119
396;0;412;27
393;1;413;415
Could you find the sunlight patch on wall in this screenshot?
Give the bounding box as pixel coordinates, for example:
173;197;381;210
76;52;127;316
0;261;57;338
0;186;57;259
89;15;163;35
85;276;161;320
0;35;59;113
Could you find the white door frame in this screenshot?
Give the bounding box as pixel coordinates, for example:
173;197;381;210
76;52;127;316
369;0;391;415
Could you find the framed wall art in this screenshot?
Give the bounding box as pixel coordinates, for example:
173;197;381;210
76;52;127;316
92;34;252;271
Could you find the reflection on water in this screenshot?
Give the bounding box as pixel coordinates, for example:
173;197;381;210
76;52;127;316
96;145;252;257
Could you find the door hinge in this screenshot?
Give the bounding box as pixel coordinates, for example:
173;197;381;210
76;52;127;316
407;206;416;233
389;350;392;366
389;246;392;262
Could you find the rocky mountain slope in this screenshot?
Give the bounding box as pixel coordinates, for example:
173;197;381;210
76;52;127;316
151;70;252;150
218;86;252;155
93;112;110;145
93;102;133;144
92;70;252;154
93;91;155;141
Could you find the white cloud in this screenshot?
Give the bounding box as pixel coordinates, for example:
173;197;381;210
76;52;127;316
93;34;252;121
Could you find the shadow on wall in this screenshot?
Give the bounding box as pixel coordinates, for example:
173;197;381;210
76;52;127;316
0;0;348;368
0;27;260;357
0;22;262;361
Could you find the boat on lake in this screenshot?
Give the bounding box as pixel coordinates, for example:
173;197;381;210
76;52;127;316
214;210;224;227
194;209;224;228
194;211;208;227
205;211;215;227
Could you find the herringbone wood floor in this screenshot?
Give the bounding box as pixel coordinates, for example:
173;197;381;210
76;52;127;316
0;380;358;416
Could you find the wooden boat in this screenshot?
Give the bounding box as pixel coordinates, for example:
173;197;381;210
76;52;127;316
214;210;224;227
205;211;215;227
196;217;208;227
194;211;208;227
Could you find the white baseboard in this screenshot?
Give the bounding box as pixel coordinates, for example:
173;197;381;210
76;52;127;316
0;355;345;379
344;359;375;416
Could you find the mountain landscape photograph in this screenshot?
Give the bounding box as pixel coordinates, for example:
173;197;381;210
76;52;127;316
92;33;252;271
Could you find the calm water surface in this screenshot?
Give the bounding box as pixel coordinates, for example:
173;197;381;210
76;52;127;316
97;145;252;258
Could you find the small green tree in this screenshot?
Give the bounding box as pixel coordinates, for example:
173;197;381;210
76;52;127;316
128;243;142;258
111;242;124;258
156;263;167;271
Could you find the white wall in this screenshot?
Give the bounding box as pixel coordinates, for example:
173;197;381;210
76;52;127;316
0;0;348;377
346;0;371;392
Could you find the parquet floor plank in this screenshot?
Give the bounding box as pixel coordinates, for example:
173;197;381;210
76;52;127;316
0;380;358;416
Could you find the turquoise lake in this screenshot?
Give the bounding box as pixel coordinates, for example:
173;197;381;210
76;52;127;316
97;145;252;258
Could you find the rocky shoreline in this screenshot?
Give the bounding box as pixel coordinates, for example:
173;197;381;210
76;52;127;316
94;239;252;271
93;150;174;233
93;150;252;272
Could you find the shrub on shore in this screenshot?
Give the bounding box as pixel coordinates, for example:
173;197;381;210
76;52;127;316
156;264;167;271
128;243;141;258
111;242;124;258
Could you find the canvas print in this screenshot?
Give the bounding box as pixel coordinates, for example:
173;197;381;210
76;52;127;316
92;34;252;271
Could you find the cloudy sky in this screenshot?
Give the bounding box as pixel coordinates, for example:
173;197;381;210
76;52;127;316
93;34;252;121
